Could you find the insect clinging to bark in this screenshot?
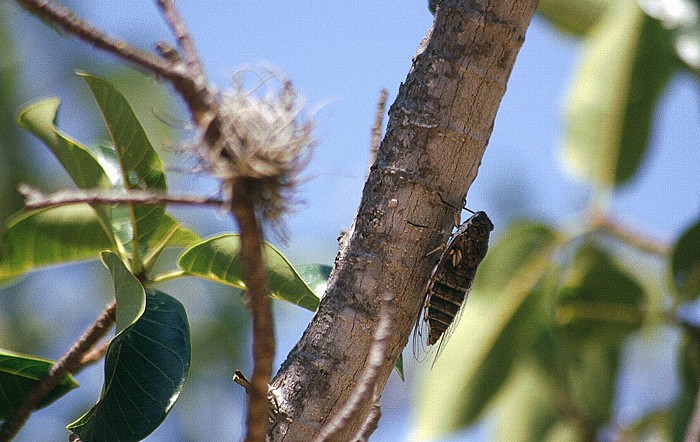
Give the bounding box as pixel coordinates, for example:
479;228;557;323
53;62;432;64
414;210;494;361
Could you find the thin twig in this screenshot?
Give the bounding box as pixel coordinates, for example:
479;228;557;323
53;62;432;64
350;391;382;442
77;341;111;372
591;213;669;256
0;301;116;441
15;0;174;79
157;0;205;76
368;88;388;172
18;183;225;210
233;369;252;392
230;182;275;442
17;0;214;128
312;294;396;442
17;3;279;440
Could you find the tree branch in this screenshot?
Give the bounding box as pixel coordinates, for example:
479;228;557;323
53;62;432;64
0;301;116;441
229;181;276;442
350;392;381;442
15;2;298;440
269;1;538;440
18;183;225;210
312;294;395;441
15;0;174;79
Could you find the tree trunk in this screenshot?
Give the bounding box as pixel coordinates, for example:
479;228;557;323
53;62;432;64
269;1;538;440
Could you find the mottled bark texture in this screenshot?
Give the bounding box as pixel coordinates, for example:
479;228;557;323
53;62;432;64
269;1;538;440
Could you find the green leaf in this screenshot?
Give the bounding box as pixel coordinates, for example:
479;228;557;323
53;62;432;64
625;408;672;442
79;73;168;272
101;251;146;334
0;205;112;282
671;217;700;300
492;364;558;442
16;98;112;191
541;419;588;442
394;353;404;381
295;264;331;297
165;224;201;248
178;235;321;311
562;0;675;187
537;0;610;35
474;220;560;293
555;242;646;345
564;341;620;426
67;289;191;442
0;349;79;419
672;335;700;442
639;0;700;73
16;98;116;239
0;205;190;285
413;221;559;440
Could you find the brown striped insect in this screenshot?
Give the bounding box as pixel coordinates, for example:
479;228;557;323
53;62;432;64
414;210;494;362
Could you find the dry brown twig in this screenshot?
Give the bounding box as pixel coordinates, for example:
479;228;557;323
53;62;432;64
18;184;226;210
368;88;389;171
0;302;117;441
12;1;315;440
312;293;396;442
309;88;394;442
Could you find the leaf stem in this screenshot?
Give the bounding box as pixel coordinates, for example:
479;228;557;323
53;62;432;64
150;269;187;284
591;212;669;256
0;301;116;441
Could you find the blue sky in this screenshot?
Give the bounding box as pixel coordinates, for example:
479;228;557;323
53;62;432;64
5;1;700;440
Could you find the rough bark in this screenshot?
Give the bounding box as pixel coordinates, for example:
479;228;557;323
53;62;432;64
269;1;538;440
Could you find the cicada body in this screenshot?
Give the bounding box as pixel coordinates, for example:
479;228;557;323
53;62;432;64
414;211;494;359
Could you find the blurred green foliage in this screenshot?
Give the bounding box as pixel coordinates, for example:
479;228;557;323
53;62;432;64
413;1;700;441
0;72;322;440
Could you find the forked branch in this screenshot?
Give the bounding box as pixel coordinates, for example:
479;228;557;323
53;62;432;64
13;1;313;440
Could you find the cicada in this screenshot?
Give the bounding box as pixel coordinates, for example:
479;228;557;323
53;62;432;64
414;210;494;361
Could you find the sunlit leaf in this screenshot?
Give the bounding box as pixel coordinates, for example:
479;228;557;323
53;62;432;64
541;419;588;441
165;224;200;248
492;364;558;442
178;235;321;311
295;264;331;297
555;242;646;344
101;251;145;334
625;408;672;441
0;349;79;419
537;0;610;35
0;205;112;282
562;0;675;187
0;205;195;285
16;98;116;238
79;73;168;272
474;220;559;293
67;289;190;442
671;217;700;300
16;98;111;191
414;221;559;440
